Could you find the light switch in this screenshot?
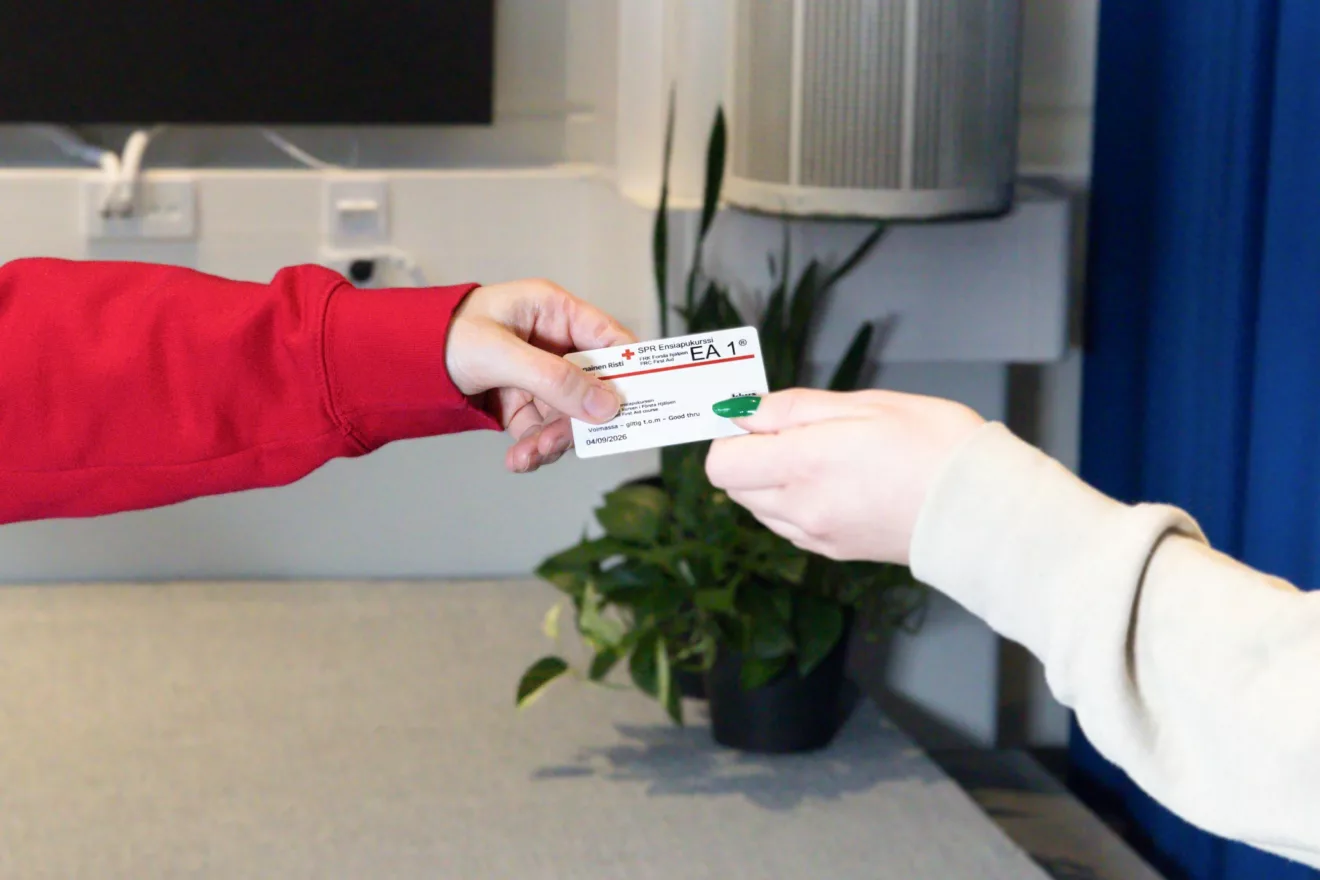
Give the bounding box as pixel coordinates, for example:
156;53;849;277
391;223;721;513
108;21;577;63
323;177;389;246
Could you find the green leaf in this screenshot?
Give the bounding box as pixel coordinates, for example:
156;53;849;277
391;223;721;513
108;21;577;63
668;443;718;533
786;260;822;385
694;585;737;614
539;569;588;599
684;106;728;320
579;586;625;648
740;527;809;585
655;637;677;723
660;443;693;493
541;604;562;641
628;586;688;622
653;87;676;336
595;485;670;543
749;614;794;660
821;223;887;291
716;290;745;328
740;655;788;690
751;221;885;393
689;631;719;672
629;631;660;698
516;656;570;709
664;677;684;725
627;541;707;574
687;281;742;333
794;596;845;676
827;322;875;392
758;225;793;390
732;584;795;661
771;551;809;585
698;107;727;245
594;562;671;596
588;648;621;682
537;537;626;577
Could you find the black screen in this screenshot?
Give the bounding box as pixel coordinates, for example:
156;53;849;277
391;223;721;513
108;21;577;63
0;1;495;124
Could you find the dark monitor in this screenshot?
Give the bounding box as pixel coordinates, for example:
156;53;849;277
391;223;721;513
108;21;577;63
0;1;495;125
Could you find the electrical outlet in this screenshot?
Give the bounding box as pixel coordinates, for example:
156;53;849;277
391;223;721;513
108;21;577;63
83;176;198;240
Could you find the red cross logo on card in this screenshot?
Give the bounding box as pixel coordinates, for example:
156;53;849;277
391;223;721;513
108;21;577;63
621;349;636;360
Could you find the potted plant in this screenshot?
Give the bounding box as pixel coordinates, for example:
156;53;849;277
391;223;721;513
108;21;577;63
516;102;926;753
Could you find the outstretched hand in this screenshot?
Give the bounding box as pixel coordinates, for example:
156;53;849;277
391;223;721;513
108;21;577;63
445;279;636;473
706;389;984;564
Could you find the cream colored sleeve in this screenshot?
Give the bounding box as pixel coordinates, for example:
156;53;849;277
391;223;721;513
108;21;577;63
909;423;1320;867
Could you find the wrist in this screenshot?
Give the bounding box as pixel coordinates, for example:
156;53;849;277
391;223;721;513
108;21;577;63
323;282;500;447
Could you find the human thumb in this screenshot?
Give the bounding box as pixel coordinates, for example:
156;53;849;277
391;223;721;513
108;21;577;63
489;335;622;424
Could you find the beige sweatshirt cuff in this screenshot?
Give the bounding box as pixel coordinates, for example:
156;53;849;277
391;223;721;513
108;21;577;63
911;424;1320;864
909;423;1203;704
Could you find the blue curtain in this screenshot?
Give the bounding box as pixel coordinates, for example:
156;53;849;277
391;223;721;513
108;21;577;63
1077;1;1320;878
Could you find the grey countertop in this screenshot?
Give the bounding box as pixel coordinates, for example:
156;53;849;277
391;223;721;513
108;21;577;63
0;580;1047;879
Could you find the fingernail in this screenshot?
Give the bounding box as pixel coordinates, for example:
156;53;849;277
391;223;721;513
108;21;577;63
550;435;571;456
713;396;761;419
585;386;620;421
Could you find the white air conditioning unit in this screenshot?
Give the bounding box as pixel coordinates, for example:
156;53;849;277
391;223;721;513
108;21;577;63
725;0;1022;221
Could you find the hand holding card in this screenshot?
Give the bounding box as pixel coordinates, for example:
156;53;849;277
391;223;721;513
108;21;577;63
565;327;770;458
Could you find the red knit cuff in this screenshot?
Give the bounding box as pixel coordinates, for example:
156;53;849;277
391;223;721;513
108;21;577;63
323;282;501;449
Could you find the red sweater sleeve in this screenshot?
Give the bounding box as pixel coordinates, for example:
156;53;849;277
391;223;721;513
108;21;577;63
0;258;500;525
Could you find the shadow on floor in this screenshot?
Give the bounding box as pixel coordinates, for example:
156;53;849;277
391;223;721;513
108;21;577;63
532;698;941;811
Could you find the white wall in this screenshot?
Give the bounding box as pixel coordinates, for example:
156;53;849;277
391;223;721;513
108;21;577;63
0;0;1099;749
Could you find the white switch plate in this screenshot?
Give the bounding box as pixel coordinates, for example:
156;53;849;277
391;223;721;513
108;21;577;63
323;177;389;246
82;176;198;240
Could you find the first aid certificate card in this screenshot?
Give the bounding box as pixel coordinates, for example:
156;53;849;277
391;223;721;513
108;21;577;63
567;327;769;458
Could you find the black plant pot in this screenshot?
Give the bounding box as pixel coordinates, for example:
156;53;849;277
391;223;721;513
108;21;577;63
674;668;707;700
705;631;854;754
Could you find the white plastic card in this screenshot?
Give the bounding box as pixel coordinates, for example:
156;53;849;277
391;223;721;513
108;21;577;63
567;327;769;458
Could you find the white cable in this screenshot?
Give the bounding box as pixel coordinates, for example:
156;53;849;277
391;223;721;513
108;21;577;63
33;124;361;219
260;129;342;170
28;124;154;218
101;125;165;218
